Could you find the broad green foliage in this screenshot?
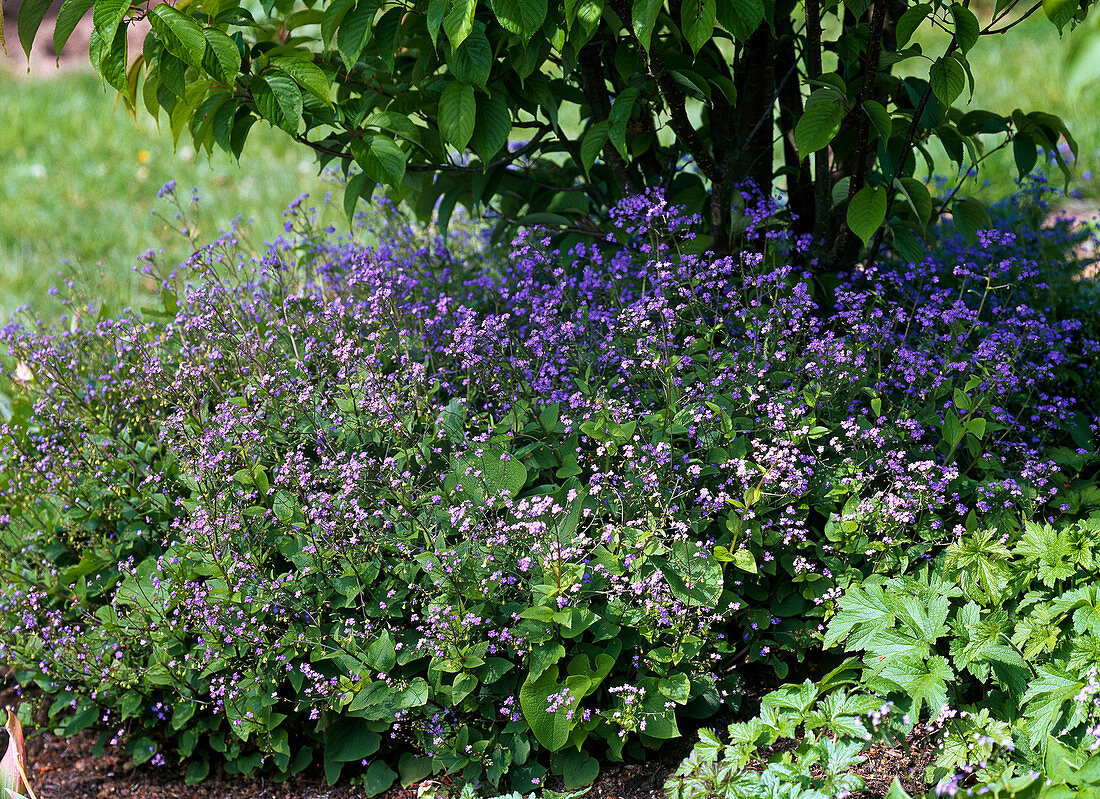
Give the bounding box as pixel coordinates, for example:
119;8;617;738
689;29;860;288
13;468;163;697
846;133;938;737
667;662;895;799
10;0;1098;264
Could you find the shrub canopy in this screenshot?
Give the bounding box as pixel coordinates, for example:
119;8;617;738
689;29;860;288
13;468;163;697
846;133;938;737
10;0;1097;266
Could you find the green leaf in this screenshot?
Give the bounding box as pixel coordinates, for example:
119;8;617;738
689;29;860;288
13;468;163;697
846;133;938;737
353;135;406;186
325;716;382;762
877;655;953;719
929;55;965;106
184;760;210;784
716;0;763;41
493;0;546;40
270;57;331;104
896;3;931;47
321;0;354;50
951;4;979;53
581;120;608;176
823;582;893;649
90;23;127;90
894;177;932;229
631;0;663;50
450;26;492;88
149;3;207;68
608;87;639;157
863;99;892;141
1043;0;1075;31
884;777;913;799
659;673;692;703
470;90;512;162
17;0;52;58
795;96;844;159
444;446;527;504
53;0;95;55
520;667;570;751
846;185;887;247
732;547;757;574
336;0;380;67
253;71;303;132
438;81;477;149
202;28;241;84
363;761;397;797
91;0;129;55
1022;665;1084;749
681;0;716;54
952;197;991;245
1014;132;1038;178
445;0;478;47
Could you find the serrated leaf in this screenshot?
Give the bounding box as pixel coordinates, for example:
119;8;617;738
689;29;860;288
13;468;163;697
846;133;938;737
149;4;206;68
951;4;979;53
795;96;844;159
581;120;608;176
952;197;991;245
878;655;953;719
353;134;407;186
1022;665;1084;749
438;81;476;149
493;0;546;41
824;582;893;648
253;71;303;132
608;86;638;157
863;99;891;141
681;0;715;54
336;0;379;67
445;0;478;47
321;0;353;50
270;57;330;104
470;90;511;161
895;177;932;229
17;0;52;59
1014;132;1038;179
91;0;129;54
930;55;965;106
716;0;763;41
847;185;887;246
896;3;931;47
53;0;95;55
202;28;241;84
450;26;492;88
631;0;662;50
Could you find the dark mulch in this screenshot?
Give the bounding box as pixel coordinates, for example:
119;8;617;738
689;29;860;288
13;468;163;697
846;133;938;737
19;728;677;799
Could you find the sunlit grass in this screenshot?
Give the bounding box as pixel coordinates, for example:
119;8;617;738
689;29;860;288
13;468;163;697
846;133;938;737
0;69;343;318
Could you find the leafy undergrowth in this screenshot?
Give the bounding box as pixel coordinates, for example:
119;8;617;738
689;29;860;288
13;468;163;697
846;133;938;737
0;179;1096;798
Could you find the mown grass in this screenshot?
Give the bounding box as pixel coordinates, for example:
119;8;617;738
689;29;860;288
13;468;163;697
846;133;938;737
0;69;343;318
905;11;1100;204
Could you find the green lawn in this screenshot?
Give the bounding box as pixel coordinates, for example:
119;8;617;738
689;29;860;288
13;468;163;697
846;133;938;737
0;69;344;319
906;11;1100;203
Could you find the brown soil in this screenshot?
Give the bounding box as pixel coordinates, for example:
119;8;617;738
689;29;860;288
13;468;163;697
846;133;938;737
18;727;674;799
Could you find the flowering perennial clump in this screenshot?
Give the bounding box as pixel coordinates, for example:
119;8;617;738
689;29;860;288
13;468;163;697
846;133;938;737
0;182;1095;791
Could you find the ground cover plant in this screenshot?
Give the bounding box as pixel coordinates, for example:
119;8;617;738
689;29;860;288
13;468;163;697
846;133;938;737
0;171;1096;797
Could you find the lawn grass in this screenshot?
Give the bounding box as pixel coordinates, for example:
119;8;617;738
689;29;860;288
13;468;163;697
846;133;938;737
905;11;1100;204
0;69;345;319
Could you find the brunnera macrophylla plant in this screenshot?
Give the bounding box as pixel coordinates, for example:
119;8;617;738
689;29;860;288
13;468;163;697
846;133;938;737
0;181;1095;791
